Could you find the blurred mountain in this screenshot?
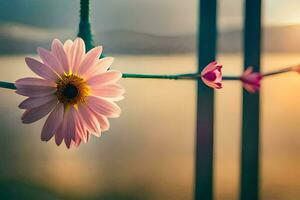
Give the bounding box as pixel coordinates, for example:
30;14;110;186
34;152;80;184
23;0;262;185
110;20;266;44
0;23;300;54
95;30;196;54
219;25;300;53
0;23;73;54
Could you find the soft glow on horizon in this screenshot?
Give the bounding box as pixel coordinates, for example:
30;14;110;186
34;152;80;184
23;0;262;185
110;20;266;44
264;0;300;26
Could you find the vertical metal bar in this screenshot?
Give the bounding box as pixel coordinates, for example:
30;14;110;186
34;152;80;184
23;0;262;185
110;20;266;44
240;0;261;200
78;0;94;51
195;0;217;199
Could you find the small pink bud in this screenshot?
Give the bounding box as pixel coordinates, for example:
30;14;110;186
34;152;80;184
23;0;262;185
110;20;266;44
240;66;262;93
292;64;300;73
201;61;222;89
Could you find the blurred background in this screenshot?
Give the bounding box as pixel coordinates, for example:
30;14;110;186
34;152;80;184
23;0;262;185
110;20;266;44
0;0;299;199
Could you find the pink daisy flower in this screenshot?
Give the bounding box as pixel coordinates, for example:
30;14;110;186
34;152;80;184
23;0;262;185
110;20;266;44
201;61;222;89
15;38;124;148
240;66;262;93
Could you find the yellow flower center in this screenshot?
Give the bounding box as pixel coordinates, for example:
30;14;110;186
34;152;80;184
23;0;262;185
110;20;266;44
56;74;90;105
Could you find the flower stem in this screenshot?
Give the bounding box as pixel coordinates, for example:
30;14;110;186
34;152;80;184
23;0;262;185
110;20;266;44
122;73;198;80
0;81;17;90
122;73;241;80
223;76;241;80
77;0;94;51
262;66;294;77
122;73;181;80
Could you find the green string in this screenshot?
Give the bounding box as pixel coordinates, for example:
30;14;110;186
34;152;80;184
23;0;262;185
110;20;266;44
263;66;295;77
0;81;17;90
122;73;198;80
0;68;295;91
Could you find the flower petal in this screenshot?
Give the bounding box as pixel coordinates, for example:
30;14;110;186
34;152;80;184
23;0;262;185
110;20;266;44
15;78;56;97
16;85;56;97
214;68;222;82
77;46;102;76
15;77;55;87
243;66;253;76
86;132;91;142
87;71;122;88
64;106;76;148
55;124;64;146
85;57;114;79
41;103;64;141
73;111;88;142
91;84;125;98
71;134;82;148
201;61;218;75
243;82;261;93
70;38;85;72
201;77;222;89
87;96;121;118
94;113;110;132
109;96;125;102
51;39;70;73
64;40;73;54
55;111;67;146
77;105;101;135
37;47;65;76
19;95;56;109
241;67;262;93
25;57;59;81
21;98;57;124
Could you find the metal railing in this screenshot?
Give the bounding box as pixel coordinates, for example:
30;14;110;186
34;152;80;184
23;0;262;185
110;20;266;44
195;0;261;200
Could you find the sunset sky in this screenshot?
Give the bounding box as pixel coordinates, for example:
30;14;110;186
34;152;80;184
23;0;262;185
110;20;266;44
0;0;299;35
